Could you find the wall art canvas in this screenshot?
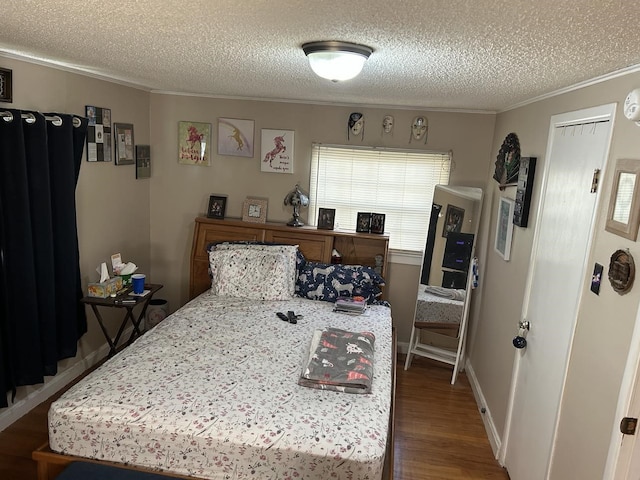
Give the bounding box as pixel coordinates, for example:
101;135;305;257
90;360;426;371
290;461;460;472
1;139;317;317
495;196;515;261
217;118;254;157
114;123;135;165
261;129;294;173
85;105;112;162
136;145;150;179
0;67;12;103
178;121;211;166
442;205;465;237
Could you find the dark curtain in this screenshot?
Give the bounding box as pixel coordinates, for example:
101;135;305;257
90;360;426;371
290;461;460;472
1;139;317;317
0;109;87;407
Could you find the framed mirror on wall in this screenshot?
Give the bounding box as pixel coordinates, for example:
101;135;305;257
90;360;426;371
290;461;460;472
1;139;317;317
405;184;483;384
605;158;640;240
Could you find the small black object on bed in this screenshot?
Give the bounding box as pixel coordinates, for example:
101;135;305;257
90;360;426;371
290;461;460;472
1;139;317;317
276;311;302;324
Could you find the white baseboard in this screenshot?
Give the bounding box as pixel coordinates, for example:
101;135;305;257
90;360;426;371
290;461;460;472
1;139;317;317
464;360;503;462
0;328;131;433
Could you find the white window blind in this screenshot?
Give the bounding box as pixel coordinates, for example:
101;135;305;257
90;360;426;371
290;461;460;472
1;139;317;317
309;144;451;252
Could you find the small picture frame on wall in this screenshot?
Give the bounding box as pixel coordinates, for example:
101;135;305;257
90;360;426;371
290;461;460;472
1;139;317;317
0;67;13;103
370;213;386;234
207;195;227;219
356;212;372;233
318;208;336;230
605;158;640;240
85;105;112;162
495;196;515;261
114;123;135;165
442;205;465;237
242;197;268;223
135;145;150;179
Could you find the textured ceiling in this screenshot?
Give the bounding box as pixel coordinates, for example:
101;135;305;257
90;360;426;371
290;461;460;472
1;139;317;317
2;0;639;112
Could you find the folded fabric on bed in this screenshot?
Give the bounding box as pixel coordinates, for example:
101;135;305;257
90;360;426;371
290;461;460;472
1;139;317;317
299;327;375;394
424;285;466;301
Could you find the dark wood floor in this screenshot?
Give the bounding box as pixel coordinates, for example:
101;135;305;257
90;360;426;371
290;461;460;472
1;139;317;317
0;355;508;479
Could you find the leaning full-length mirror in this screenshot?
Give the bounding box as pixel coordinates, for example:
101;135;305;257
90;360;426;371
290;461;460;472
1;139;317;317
404;184;483;384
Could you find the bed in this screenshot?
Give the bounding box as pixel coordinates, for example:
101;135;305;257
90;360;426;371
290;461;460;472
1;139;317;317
413;284;464;330
33;222;396;480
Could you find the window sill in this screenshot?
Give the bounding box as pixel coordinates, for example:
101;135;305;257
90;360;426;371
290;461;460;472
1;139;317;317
389;249;423;266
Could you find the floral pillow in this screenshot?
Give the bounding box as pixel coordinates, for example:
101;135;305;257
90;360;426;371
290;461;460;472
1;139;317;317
209;249;294;300
295;262;385;304
208;242;300;295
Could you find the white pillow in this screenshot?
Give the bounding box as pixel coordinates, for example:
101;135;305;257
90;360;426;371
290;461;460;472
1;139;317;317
211;243;298;295
209;249;293;300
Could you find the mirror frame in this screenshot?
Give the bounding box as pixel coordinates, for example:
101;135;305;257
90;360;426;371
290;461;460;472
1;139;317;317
605;158;640;241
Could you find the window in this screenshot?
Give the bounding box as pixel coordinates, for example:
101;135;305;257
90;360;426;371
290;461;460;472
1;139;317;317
309;144;451;252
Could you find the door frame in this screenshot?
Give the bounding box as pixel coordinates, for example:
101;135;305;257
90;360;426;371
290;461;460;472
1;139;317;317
498;103;617;473
605;300;640;477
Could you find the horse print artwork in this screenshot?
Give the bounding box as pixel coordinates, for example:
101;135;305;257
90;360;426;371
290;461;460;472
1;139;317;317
261;128;294;173
178;121;212;166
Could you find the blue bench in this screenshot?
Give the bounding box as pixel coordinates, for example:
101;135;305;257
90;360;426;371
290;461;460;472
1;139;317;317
56;462;175;479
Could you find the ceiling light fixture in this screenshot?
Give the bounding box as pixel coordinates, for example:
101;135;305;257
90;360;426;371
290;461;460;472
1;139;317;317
302;41;373;82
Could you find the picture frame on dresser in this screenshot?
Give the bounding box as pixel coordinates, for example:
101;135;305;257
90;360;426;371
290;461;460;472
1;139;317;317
317;208;335;230
207;195;227;219
242;197;268;223
370;213;386;234
356;212;372;233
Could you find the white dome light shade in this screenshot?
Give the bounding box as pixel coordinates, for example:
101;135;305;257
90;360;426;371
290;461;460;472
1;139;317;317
302;41;373;82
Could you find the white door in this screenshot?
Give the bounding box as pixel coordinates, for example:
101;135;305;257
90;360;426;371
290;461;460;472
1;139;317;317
502;104;616;479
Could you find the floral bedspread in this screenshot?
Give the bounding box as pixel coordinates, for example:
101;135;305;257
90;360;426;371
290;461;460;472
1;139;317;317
49;293;393;480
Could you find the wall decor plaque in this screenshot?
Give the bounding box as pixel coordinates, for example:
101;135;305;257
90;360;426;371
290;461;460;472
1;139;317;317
608;249;635;295
0;67;12;103
85;105;112;162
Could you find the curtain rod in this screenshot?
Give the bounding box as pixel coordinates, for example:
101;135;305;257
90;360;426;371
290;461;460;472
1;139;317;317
0;111;82;128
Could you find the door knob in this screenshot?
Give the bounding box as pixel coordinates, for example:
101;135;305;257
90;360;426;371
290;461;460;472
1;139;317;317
513;320;530;349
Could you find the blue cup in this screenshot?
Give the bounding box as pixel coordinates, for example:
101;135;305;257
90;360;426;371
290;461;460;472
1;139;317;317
132;273;146;294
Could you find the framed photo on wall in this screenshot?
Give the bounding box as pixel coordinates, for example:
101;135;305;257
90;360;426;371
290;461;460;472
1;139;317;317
85;105;112;162
0;67;13;103
135;145;150;179
207;195;227;219
442;204;465;237
318;208;336;230
242;197;268;223
495;196;515;261
356;212;371;233
114;123;135;165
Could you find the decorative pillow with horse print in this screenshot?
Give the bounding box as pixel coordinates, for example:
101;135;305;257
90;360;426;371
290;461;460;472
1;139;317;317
295;262;385;304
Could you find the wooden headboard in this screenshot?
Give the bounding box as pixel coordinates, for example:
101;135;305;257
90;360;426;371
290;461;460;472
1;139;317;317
189;216;389;300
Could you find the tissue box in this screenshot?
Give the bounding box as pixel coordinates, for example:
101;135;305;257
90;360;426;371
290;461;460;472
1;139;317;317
87;276;123;298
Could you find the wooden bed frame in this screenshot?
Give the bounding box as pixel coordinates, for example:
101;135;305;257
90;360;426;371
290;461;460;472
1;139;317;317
32;217;396;480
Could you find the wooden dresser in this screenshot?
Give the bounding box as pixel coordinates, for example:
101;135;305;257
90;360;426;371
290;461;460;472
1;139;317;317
190;217;390;299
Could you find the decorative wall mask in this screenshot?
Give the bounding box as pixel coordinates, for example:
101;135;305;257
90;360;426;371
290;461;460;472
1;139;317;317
493;132;521;187
348;112;365;140
382;115;394;135
624;88;640;125
409;116;428;143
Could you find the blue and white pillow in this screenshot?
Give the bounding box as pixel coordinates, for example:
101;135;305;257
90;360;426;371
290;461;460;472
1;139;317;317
295;262;385;304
